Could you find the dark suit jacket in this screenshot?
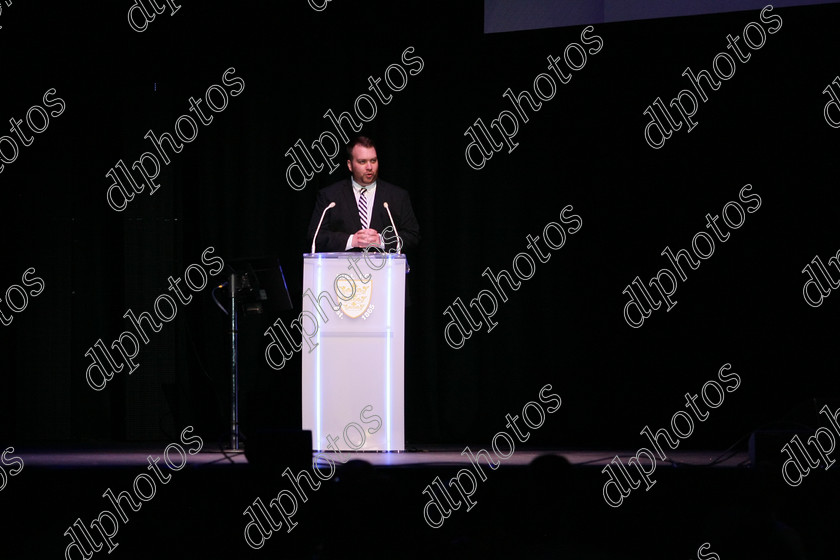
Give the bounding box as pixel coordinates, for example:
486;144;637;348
307;178;421;253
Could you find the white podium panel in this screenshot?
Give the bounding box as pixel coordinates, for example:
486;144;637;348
301;252;405;451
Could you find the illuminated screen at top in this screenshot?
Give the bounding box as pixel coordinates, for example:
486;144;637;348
484;0;840;33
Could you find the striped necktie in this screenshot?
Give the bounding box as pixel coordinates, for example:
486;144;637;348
358;188;369;229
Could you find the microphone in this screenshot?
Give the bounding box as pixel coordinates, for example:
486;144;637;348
383;202;401;255
311;202;336;254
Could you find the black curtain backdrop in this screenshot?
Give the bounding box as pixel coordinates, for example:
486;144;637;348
2;0;838;450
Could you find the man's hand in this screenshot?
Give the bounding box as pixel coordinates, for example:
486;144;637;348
352;228;381;248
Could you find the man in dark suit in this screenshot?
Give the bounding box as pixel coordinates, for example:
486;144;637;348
307;136;420;253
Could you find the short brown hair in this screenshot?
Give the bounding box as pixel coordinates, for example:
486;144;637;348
346;136;376;159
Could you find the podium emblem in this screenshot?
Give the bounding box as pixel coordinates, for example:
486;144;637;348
336;276;373;319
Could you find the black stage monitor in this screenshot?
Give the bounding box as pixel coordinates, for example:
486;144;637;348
227;256;294;317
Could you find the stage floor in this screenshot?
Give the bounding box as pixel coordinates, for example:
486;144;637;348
6;445;834;559
17;445;749;468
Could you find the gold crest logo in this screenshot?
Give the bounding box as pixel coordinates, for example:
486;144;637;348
335;276;373;319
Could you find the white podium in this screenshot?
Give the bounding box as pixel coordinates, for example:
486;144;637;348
301;252;405;451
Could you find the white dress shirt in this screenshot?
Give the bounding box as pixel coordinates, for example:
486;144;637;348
345;180;383;250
